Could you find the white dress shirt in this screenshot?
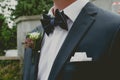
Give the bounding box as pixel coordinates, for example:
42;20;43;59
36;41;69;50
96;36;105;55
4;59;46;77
37;0;89;80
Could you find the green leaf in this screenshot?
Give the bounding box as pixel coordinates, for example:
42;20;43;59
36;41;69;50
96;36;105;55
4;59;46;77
11;0;53;18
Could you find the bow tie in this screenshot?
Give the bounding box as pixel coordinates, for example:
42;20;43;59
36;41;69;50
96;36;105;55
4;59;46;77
40;9;68;35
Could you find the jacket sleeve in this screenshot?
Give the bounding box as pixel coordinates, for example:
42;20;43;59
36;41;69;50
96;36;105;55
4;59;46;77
23;25;44;80
106;26;120;79
108;26;120;63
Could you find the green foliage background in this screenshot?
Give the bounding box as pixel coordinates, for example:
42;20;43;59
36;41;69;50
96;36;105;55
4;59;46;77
0;60;21;80
12;0;53;18
0;14;17;56
0;0;53;79
0;0;53;55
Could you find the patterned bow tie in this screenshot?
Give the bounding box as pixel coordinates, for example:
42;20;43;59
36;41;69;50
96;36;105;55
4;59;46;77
40;9;68;35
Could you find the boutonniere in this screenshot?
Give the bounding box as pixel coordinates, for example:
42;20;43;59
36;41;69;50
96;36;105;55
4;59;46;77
24;31;43;53
27;32;41;40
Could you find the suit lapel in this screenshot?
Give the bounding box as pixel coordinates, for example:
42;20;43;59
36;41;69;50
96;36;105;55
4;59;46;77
48;2;97;80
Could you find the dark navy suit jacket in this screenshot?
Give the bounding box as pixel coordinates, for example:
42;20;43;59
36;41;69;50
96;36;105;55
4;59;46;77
23;2;120;80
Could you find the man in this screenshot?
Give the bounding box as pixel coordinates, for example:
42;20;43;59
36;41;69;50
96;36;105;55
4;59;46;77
24;0;120;80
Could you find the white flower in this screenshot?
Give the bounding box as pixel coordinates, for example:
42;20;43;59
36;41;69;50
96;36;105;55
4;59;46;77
28;32;41;40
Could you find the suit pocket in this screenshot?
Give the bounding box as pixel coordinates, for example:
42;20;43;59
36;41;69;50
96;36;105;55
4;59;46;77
60;61;111;80
60;61;96;80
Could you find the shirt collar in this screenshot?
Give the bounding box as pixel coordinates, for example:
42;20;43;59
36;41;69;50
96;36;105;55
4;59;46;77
48;0;89;22
63;0;89;22
48;6;54;17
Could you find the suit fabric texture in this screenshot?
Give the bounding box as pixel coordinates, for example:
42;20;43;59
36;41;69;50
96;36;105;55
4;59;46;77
24;2;120;80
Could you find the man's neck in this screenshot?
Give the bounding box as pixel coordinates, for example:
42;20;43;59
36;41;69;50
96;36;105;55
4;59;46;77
53;0;76;10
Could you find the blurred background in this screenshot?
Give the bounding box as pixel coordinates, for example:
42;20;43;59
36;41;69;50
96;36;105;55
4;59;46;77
0;0;120;80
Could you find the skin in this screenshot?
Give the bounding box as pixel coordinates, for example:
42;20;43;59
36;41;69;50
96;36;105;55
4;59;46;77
53;0;76;12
